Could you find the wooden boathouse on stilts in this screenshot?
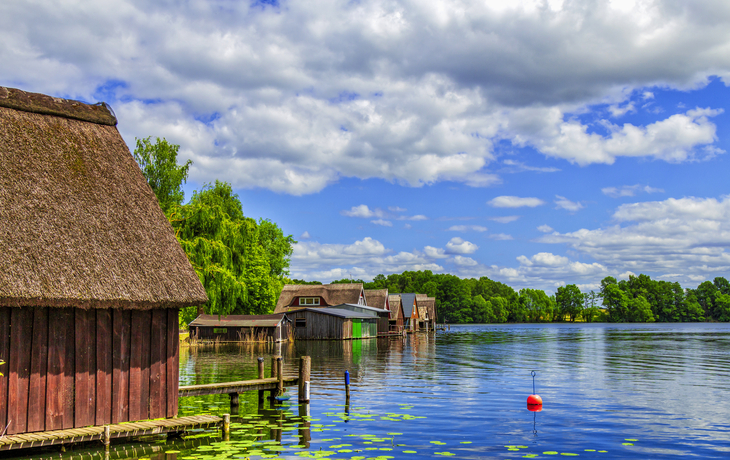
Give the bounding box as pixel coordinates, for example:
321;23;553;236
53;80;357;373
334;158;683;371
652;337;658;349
0;87;209;436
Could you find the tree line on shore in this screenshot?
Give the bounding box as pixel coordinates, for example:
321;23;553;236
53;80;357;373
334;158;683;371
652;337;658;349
293;271;730;323
135;137;730;325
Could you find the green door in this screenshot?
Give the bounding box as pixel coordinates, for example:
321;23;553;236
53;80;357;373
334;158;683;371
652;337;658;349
352;319;362;338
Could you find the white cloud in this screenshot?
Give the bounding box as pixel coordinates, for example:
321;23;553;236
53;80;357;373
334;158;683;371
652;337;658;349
445;237;479;254
602;184;665;198
291;237;443;282
489;233;513;240
488;196;545;208
453;255;478;266
537;225;554;233
389;206;406;212
447;225;488;232
398;214;428;221
424;246;448;259
513;107;723;166
554;195;584;211
539;195;730;286
490;216;520;223
501;159;560;173
341;205;384;218
300;231;311;239
4;0;729;194
371;219;392;227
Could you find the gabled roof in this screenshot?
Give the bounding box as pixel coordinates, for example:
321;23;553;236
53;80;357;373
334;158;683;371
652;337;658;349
189;313;288;328
364;289;389;310
275;283;365;313
0;87;208;309
393;293;417;318
388;294;402;321
422;297;437;321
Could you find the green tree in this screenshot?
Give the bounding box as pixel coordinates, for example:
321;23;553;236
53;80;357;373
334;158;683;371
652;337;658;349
602;282;628;322
519;288;554;322
169;181;293;325
556;285;584;322
133;137;192;214
628;296;654;322
582;290;600;322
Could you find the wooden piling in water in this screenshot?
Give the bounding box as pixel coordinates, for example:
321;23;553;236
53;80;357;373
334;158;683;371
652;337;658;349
223;414;230;441
298;356;311;403
276;356;284;396
257;357;265;407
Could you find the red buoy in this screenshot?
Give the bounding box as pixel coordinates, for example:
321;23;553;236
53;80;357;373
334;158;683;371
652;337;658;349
527;371;543;410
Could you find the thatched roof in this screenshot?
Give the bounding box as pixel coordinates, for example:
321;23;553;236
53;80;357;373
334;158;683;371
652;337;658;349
0;86;208;309
274;283;364;313
364;289;388;310
189;314;288;328
387;294;402;321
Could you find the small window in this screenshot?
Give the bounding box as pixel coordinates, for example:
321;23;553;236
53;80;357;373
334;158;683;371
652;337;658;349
299;297;320;305
213;328;227;334
295;318;306;328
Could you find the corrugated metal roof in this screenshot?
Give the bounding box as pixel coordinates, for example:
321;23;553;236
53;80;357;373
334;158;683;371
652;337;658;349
189;313;288;327
302;308;374;319
330;303;389;317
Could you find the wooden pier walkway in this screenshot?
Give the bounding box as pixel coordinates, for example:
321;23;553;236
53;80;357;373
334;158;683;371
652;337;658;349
179;376;298;396
0;415;222;452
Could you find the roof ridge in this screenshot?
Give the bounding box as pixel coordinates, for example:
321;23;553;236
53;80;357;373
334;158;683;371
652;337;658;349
0;86;117;126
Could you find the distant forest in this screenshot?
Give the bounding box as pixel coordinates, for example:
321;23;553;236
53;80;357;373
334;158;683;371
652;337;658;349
291;271;730;323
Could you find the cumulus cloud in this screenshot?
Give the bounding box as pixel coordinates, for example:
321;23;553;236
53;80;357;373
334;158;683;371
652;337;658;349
453;255;478;266
342;205;384;218
537;225;554;233
554;195;584;211
291;237;443;281
4;0;729;195
447;225;488;232
445;237;479;254
300;231;311;239
371;219;392;227
424;246;448;259
602;184;665;198
488;196;545;208
539;196;730;285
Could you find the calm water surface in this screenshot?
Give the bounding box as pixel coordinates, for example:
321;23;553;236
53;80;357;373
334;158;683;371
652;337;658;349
21;323;730;459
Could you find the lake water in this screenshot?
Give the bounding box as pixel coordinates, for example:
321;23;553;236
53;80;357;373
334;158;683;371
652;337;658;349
18;323;730;459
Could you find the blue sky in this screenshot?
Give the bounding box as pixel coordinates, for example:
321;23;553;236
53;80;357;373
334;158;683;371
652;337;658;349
4;0;730;292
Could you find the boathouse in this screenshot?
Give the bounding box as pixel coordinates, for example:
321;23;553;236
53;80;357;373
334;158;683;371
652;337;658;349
287;308;376;340
331;303;390;336
0;87;208;435
387;294;405;333
394;293;420;331
364;289;392;335
188;314;291;342
274;283;366;313
416;295;437;331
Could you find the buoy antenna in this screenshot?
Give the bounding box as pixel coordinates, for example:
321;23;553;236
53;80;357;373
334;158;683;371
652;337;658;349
531;370;536;394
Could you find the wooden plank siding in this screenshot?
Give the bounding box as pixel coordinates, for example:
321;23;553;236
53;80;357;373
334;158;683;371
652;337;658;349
0;307;180;434
0;307;11;434
289;310;351;340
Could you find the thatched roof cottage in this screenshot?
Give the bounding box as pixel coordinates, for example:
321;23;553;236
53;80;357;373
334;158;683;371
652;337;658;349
0;87;208;434
274;283;366;313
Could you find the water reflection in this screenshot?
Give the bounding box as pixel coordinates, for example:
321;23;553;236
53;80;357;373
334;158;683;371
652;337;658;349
172;323;730;459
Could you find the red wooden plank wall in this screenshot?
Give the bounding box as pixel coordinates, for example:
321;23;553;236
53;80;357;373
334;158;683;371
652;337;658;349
0;307;179;434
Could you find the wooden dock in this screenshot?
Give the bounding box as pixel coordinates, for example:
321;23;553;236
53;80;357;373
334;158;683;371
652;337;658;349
179;376;298;396
0;414;222;452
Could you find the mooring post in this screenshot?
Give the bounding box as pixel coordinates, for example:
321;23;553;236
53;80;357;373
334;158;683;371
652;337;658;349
299;356;311;402
257;357;265;407
223;413;231;441
345;370;351;402
104;424;111;450
298;402;311;447
270;356;279;402
229;392;239;415
277;356;284;396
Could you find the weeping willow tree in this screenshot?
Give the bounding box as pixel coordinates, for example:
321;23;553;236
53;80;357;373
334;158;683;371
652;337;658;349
168;181;293;326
